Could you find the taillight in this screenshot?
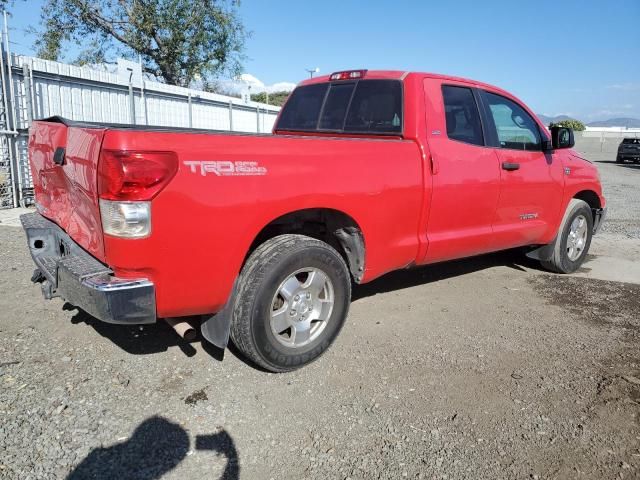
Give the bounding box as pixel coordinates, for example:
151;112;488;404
97;150;177;239
97;150;178;201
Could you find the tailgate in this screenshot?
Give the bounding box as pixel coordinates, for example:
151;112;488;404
29;120;107;261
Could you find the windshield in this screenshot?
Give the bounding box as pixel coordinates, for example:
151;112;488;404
276;79;403;135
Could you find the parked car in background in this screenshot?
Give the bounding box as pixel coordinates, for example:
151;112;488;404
22;69;606;372
617;137;640;163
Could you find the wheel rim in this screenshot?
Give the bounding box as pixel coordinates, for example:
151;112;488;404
269;267;335;348
567;214;588;261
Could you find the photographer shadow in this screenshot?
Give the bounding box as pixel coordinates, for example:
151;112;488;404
67;416;239;480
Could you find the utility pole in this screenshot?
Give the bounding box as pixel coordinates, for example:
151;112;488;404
305;67;320;78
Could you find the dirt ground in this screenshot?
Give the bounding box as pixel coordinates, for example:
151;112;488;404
0;153;638;480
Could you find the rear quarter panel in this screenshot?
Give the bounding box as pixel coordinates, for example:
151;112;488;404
101;130;424;317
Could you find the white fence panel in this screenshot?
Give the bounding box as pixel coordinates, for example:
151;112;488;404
0;54;283;208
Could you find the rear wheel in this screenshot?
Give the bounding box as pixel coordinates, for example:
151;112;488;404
230;234;351;372
541;199;593;273
616;155;624;164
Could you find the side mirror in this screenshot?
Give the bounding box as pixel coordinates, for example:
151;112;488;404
550;126;575;149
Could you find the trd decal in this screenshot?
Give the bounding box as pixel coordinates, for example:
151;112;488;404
184;161;268;177
519;213;539;220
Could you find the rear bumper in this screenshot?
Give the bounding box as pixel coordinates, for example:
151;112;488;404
20;212;156;324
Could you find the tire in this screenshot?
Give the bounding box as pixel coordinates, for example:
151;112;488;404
230;234;351;372
616;155;624;164
540;199;593;273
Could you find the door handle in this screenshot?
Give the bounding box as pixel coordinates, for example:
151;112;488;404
502;162;520;171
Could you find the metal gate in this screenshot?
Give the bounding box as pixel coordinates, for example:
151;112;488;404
0;11;18;208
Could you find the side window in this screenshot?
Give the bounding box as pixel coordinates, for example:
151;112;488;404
482;91;541;151
441;85;484;146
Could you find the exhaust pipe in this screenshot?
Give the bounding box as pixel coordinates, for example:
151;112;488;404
165;318;197;342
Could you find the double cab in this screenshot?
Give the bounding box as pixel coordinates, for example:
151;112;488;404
22;69;606;371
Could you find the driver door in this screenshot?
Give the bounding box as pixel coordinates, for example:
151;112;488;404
479;90;564;249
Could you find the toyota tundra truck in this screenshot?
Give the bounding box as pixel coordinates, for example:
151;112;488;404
21;69;606;372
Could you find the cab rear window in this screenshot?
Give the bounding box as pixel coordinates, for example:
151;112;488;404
276;80;402;135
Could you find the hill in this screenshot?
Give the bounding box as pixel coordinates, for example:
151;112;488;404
536;114;640;129
586;118;640;128
537;114;574;125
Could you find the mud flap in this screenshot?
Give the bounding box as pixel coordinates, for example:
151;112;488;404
334;227;365;283
525;240;556;262
200;279;238;349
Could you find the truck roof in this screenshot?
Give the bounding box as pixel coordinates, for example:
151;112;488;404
299;70;511;97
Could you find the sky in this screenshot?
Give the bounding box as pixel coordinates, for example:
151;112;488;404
7;0;640;121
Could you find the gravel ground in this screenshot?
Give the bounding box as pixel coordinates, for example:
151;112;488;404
1;153;639;480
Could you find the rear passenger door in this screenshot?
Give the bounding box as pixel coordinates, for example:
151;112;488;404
478;90;564;249
421;79;501;263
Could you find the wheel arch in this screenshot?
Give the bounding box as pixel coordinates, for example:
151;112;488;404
573;189;602;211
246;208;366;283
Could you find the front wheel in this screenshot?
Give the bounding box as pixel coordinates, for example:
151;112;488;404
616;155;624;164
540;199;593;273
230;234;351;372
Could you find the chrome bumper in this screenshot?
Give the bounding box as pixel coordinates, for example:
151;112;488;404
20;213;156;324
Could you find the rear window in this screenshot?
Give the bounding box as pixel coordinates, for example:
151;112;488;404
319;82;356;130
276;79;402;135
622;138;640;144
277;83;329;131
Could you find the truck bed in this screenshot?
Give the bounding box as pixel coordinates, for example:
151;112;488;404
28;116;424;318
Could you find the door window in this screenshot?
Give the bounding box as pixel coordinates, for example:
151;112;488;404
482;92;541;151
441;85;484;146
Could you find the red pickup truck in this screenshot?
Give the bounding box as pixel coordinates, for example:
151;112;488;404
22;70;606;372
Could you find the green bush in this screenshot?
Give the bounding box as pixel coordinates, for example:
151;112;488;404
251;91;291;107
548;119;586;131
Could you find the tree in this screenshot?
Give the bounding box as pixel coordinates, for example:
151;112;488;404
201;78;241;98
250;91;291;106
548;119;586;131
34;0;247;87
